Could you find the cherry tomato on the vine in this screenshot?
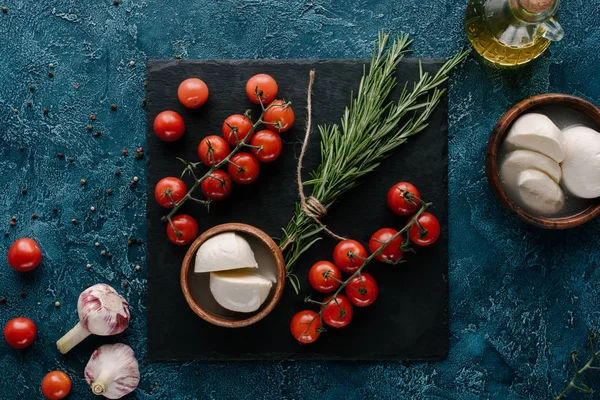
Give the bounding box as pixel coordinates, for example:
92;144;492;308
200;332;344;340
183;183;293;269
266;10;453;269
154;177;187;209
321;294;354;328
154;110;185;142
222;114;253;145
250;130;282;163
8;238;42;272
178;78;209;109
290;310;321;344
201;170;233;201
345;273;379;307
369;228;404;263
198;135;231;167
263;100;295;133
308;261;342;293
41;371;72;400
246;74;278;105
228;152;260;184
166;214;199;246
409;212;440;247
387;182;421;216
332;239;367;274
4;317;37;349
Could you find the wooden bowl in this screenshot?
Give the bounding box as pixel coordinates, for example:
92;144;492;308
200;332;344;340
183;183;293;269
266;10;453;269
180;223;286;328
486;93;600;229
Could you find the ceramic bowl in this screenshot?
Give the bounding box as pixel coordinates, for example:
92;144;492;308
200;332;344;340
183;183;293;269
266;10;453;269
486;93;600;229
180;223;285;328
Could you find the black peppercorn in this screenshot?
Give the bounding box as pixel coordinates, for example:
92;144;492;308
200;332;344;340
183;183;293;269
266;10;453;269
67;157;73;163
18;146;23;152
111;103;117;110
123;282;129;288
141;98;147;108
0;297;6;304
20;291;26;298
93;131;101;137
71;219;77;225
57;153;63;159
115;170;121;177
26;101;31;107
87;125;93;131
43;108;48;115
90;114;96;120
1;7;7;14
31;213;37;219
21;188;27;195
52;206;57;213
48;71;54;78
106;189;113;195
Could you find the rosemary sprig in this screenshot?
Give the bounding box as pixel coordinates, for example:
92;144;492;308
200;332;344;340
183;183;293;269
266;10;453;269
279;31;468;292
555;330;600;399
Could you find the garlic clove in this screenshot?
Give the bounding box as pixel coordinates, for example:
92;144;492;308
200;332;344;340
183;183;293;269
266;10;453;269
85;343;140;399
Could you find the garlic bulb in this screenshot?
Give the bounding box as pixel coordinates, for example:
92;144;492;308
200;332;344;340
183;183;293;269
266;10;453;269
56;284;130;354
85;343;140;399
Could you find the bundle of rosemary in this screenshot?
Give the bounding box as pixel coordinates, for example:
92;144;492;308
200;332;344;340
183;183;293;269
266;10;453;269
279;32;469;293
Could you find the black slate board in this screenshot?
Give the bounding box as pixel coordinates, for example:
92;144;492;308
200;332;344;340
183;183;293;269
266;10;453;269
146;59;449;361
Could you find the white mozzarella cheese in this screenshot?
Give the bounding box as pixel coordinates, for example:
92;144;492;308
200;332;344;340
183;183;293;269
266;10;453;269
561;126;600;199
517;169;565;215
504;113;565;163
195;232;258;273
210;270;272;313
500;149;561;184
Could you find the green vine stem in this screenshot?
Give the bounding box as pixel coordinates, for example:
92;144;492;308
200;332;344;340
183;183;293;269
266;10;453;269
555;330;600;399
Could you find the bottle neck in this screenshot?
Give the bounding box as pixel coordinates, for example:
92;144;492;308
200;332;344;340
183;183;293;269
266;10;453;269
508;0;559;23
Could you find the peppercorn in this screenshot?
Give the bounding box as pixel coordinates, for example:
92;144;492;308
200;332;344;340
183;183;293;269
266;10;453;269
94;242;100;247
71;218;77;225
115;170;121;177
135;153;143;160
194;370;199;376
13;108;18;114
122;282;128;288
21;188;27;195
136;238;142;245
54;301;61;307
49;63;54;68
143;81;147;87
48;71;54;78
90;206;95;212
136;147;143;153
135;265;141;271
18;146;23;152
1;7;7;13
43;107;48;114
122;149;128;156
114;0;119;5
129;60;135;67
52;206;57;213
100;250;106;256
9;221;16;227
20;292;26;298
86;263;92;269
127;240;133;247
90;114;96;120
11;216;16;222
0;297;6;304
31;213;37;219
80;179;86;185
93;131;101;137
106;189;113;195
87;125;93;131
28;85;34;91
111;103;117;110
67;157;73;163
57;152;63;159
3;232;8;237
141;99;147;108
26;101;31;107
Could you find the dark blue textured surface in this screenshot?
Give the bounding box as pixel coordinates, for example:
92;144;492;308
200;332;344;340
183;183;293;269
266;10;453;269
0;1;599;399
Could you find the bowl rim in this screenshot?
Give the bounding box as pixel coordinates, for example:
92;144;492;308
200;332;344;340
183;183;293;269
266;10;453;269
486;93;600;229
180;222;286;328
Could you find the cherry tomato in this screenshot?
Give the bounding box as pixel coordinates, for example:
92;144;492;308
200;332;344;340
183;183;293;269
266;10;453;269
178;78;209;109
228;152;260;184
41;371;72;400
4;317;37;349
263;100;295;133
409;212;441;247
154;110;185;142
321;295;354;328
246;74;278;105
308;261;342;293
290;310;321;344
332;239;367;274
166;214;199;246
222;114;253;145
250;130;282;163
8;238;42;272
154;177;187;209
369;228;404;263
201;170;233;201
387;182;421;216
197;135;231;167
345;273;379;307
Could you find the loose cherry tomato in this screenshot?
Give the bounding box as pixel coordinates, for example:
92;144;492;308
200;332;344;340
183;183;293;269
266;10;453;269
290;310;321;344
178;78;209;109
387;182;421;216
228;152;260;184
409;212;441;247
222;114;253;145
154;110;185;142
308;261;342;293
197;135;231;167
8;238;42;272
345;273;379;307
369;228;403;263
154;177;187;209
333;239;367;274
321;295;354;328
41;371;72;400
166;214;199;246
263;100;295;133
201;170;233;201
246;74;278;105
4;317;37;349
250;130;282;163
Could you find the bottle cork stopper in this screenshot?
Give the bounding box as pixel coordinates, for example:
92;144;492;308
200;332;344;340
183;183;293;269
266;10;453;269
520;0;555;13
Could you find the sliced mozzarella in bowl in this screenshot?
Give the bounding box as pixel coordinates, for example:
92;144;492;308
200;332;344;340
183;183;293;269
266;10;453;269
504;113;565;163
195;232;258;273
500;149;561;184
517;169;565;215
561;126;600;199
210;269;273;313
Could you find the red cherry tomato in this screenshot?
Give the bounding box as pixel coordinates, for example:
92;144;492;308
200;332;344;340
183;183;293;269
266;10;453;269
154;110;185;142
332;239;367;274
8;238;42;272
222;114;253;145
250;130;282;163
178;78;209;109
308;261;342;293
409;212;441;246
369;228;404;263
228;152;260;184
344;273;379;307
263;100;295;133
290;310;321;344
197;135;231;167
41;371;72;400
387;182;421;216
201;170;233;201
4;317;37;349
321;295;354;328
154;177;187;209
246;74;278;105
166;214;199;246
